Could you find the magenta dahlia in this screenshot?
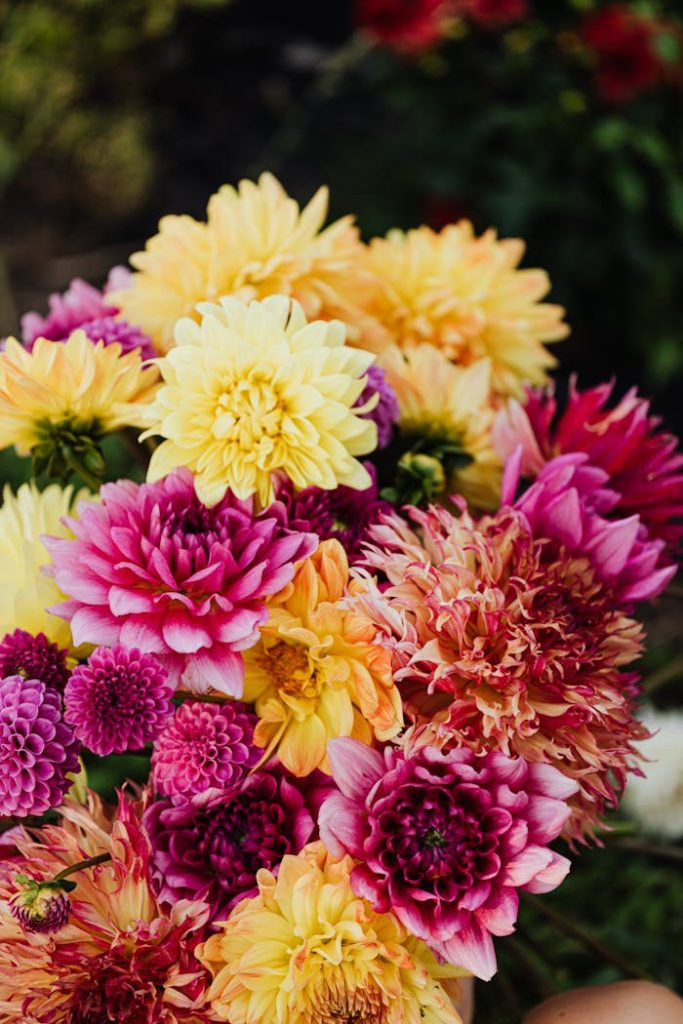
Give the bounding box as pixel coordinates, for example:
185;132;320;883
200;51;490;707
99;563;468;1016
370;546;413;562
494;378;683;561
151;699;259;800
9;879;71;934
144;765;319;922
354;364;400;449
321;738;575;980
46;469;318;695
20;268;156;361
0;630;69;691
0;675;80;817
64;645;173;755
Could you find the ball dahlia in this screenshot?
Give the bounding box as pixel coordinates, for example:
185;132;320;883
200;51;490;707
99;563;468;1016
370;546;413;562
198;842;466;1024
356;502;646;841
45;468;317;695
321;739;575;980
0;629;69;691
0;675;80;818
64;645;174;756
151;699;259;800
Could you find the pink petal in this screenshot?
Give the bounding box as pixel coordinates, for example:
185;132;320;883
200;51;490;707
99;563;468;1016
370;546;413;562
180;647;244;697
476;885;519;936
162;611;212;654
437;918;498;981
502;845;553;887
318;793;365;859
522;851;571;894
327;738;384;800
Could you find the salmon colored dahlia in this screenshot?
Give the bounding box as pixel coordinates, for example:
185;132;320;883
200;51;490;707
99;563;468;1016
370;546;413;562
244;539;402;776
0;792;214;1023
356;502;646;841
198;842;466;1024
360;222;568;396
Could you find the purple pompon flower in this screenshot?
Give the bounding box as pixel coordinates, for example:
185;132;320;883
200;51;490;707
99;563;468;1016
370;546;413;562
45;469;318;696
280;463;392;564
0;630;69;692
64;645;173;756
9;879;70;934
354;364;399;449
20;268;155;361
320;738;577;981
144;765;323;923
0;675;80;818
151;699;259;801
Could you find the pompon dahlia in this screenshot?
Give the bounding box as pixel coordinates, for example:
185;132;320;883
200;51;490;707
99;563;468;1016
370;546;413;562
379;343;502;509
355;363;400;449
198;841;465;1024
45;468;317;695
0;629;69;691
64;645;173;756
280;462;392;564
0;482;87;649
356;502;646;841
113;172;381;355
142;295;378;509
494;378;683;561
151;699;259;800
20;268;156;361
360;222;568;396
243;539;402;776
0;675;80;818
321;739;575;980
0;791;214;1023
144;763;320;923
504;451;677;604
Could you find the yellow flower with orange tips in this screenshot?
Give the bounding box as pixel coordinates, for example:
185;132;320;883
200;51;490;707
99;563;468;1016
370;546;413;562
143;295;378;508
113;172;381;354
243;539;402;776
379;343;502;509
0;331;158;457
361;222;568;397
198;842;465;1024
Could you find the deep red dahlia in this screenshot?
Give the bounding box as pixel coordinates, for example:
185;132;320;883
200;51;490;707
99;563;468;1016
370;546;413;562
582;5;662;103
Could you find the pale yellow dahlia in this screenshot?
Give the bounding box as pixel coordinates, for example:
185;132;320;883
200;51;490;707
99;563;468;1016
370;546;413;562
380;343;502;509
361;222;569;397
114;172;380;354
143;295;378;508
0;331;158;456
243;539;402;776
0;482;88;649
198;842;465;1024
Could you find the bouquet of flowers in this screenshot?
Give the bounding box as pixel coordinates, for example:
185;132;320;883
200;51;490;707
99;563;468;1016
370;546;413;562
0;172;681;1024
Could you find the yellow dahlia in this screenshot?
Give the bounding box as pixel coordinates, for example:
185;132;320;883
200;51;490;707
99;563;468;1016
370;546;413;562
0;331;158;456
198;842;465;1024
362;222;569;397
143;295;378;508
114;172;380;354
243;539;402;776
379;343;502;509
0;482;88;650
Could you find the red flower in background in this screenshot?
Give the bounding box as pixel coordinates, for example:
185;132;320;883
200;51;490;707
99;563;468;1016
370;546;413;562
355;0;452;52
582;4;663;103
463;0;529;28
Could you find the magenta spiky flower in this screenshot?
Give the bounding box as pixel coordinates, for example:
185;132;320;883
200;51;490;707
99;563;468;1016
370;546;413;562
0;675;80;817
354;364;399;449
0;630;69;692
64;645;173;756
321;739;576;981
9;879;70;934
151;700;259;800
45;469;318;695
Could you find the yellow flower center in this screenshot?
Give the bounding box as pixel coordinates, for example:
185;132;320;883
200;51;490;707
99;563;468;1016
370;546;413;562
306;971;388;1024
258;642;323;704
212;367;288;467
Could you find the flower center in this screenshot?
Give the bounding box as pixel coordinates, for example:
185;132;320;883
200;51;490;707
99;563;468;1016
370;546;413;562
423;828;446;849
212;367;288;466
258;642;322;702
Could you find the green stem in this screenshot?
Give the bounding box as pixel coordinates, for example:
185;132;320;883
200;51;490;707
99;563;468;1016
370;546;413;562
53;852;111;883
611;838;683;864
642;656;683;695
173;691;228;706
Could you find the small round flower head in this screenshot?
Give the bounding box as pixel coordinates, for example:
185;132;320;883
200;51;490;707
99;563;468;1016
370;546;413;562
151;700;259;800
0;675;80;817
9;878;70;934
64;645;173;756
354;364;399;449
0;629;69;691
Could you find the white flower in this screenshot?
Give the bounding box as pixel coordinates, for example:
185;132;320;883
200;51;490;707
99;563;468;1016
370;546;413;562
622;707;683;840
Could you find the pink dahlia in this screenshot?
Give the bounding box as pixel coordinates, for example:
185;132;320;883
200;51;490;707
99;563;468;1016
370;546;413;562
504;451;676;604
356;502;647;842
0;675;80;818
144;765;320;923
0;629;69;691
46;469;317;695
321;739;575;980
494;378;683;562
151;699;259;801
20;268;156;361
64;645;173;756
9;879;71;934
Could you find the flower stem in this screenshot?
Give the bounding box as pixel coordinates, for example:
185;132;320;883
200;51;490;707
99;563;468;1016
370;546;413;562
53;852;111;883
173;691;228;705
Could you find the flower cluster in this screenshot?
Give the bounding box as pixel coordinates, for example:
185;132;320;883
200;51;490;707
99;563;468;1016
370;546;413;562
0;172;680;1017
